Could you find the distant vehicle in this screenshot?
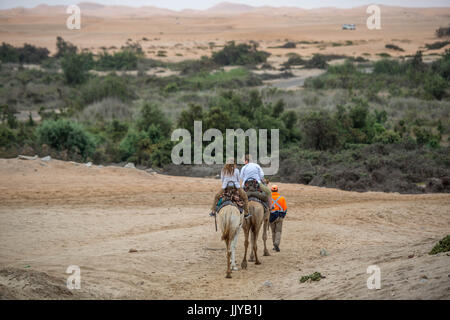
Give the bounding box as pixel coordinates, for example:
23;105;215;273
342;24;356;30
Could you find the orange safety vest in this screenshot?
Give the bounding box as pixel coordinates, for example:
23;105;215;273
271;192;287;213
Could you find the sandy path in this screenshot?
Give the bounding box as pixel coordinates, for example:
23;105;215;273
0;158;449;299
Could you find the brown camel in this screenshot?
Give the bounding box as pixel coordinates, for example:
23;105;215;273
240;200;268;269
217;205;243;278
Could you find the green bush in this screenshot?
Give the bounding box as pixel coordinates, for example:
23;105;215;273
61;52;94;85
137;102;172;137
373;130;401;144
305;54;328;69
0;42;50;64
373;59;406;75
300;272;324;283
424;73;447;100
185;68;261;90
429;235;450;254
164;82;179;93
300;111;340;150
55;36;77;58
0;124;15;147
425;41;450;50
431;50;450;81
81;74;134;104
212;41;270;66
385;44;405;52
95;49;140;70
176;56;217;75
36;119;95;158
413;126;440;146
282;53;305;68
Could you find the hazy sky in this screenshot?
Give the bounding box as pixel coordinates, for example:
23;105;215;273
1;0;449;10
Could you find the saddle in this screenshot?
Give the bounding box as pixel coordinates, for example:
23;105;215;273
243;178;261;193
216;182;244;213
243;178;269;205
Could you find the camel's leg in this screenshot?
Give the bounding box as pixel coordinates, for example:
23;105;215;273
226;240;232;278
249;229;255;262
252;226;261;265
241;227;249;270
231;226;240;271
263;210;270;256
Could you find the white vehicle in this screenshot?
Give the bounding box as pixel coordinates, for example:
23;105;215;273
342;24;356;30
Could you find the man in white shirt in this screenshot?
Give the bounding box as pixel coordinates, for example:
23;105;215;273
240;154;271;207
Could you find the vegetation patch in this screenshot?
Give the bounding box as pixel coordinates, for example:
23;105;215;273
425;41;450;50
429;235;450;255
300;272;324;283
385;44;405;52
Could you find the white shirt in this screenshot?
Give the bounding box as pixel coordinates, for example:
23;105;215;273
240;162;265;184
221;168;241;189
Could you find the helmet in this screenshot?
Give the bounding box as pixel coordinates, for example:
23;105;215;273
271;185;278;192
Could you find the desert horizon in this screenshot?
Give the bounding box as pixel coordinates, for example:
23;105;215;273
1;2;449;61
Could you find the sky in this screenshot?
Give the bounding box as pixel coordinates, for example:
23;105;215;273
1;0;449;10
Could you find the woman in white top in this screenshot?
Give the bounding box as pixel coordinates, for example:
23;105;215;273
210;158;249;216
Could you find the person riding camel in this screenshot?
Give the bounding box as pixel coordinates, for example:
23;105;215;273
240;154;272;211
210;158;249;217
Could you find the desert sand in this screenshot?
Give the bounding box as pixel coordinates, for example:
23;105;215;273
0;157;449;299
0;4;449;63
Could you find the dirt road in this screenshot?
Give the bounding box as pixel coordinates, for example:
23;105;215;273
0;158;449;299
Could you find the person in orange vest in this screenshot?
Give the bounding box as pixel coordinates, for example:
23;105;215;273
270;185;287;252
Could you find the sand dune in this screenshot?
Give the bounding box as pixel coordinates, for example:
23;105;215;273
0;3;449;62
0;158;448;299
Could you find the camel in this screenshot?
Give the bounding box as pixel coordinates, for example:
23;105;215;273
240;200;269;269
217;204;243;278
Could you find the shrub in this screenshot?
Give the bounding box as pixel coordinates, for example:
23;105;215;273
305;54;328;69
373;59;406;74
431;50;450;81
282;53;305;68
36;119;95;158
81;74;134;104
164;82;179;93
212;41;270;66
385;44;405;52
80;97;133;123
300;272;324;283
55;36;77;58
373;130;401;144
137;102;172;137
0;124;15;147
95;49;140;70
0;42;50;64
61;52;94;85
424;73;447;100
435;26;450;38
185;68;260;90
429;235;450;254
413;126;439;146
177;56;217;75
425;41;450;50
300;111;340;150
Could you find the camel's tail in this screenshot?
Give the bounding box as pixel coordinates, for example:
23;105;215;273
218;206;241;243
